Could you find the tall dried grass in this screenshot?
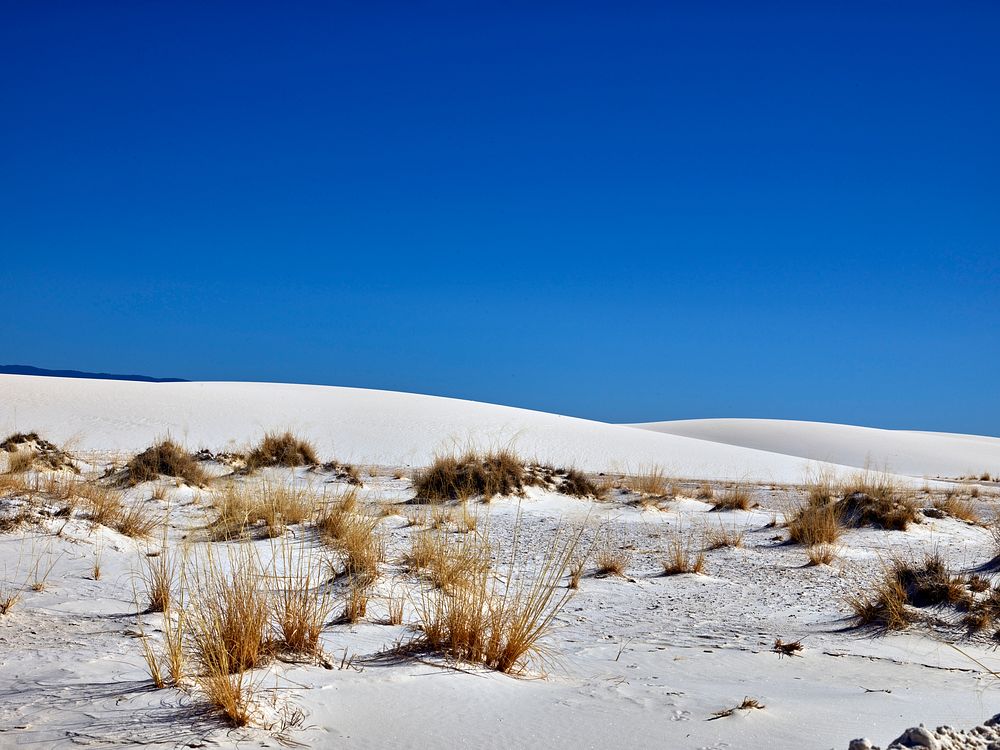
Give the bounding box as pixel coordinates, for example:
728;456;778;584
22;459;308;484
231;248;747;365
625;466;673;497
713;484;753;511
270;541;332;655
413;517;581;674
6;449;36;474
211;480;318;539
406;529;491;590
188;545;272;673
662;537;705;575
318;496;384;584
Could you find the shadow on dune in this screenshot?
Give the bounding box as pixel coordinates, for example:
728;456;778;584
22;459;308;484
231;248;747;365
0;677;224;747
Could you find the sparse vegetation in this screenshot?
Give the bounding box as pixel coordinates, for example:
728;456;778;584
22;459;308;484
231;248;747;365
114;499;159;538
142;541;179;613
341;579;370;623
932;494;980;524
6;449;36;474
270;542;332;655
411;518;581;674
787;501;842;546
211;480;318;540
1;432;76;473
0;584;21;615
846;553;971;631
712;484;753;511
837;470;919;530
702;522;745;550
413;449;529;502
405;528;491;590
317;460;362;485
805;543;839;566
552;467;603;499
625;466;672;497
125;440;207;486
188;545;273;674
317;492;384;584
662;538;705;575
568;559;585;589
245;431;318;471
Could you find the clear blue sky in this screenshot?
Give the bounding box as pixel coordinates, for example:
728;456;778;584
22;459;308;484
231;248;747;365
2;2;997;433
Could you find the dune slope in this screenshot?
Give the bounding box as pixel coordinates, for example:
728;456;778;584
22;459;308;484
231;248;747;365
632;418;1000;479
0;374;856;483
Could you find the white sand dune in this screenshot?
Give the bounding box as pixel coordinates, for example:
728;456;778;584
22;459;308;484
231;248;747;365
0;374;856;483
4;374;998;483
2;374;1000;750
632;418;1000;479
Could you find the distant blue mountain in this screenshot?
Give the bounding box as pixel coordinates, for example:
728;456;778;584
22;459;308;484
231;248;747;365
0;364;187;383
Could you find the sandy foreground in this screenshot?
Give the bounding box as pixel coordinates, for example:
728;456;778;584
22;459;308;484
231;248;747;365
1;374;999;749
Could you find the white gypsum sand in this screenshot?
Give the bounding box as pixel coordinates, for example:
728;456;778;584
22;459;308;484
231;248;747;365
0;373;999;749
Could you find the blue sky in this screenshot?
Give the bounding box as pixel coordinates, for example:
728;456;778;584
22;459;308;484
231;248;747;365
1;2;997;433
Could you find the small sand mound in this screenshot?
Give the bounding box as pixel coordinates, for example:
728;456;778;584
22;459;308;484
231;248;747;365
123;439;208;486
0;432;77;473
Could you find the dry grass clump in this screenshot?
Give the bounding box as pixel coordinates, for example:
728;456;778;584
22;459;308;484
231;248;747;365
142;543;179;613
413;449;529;502
405;529;491;590
245;431;318;471
75;481;124;526
662;538;706;575
962;588;1000;634
790;470;918;540
115;500;160;538
702;522;745;550
335;515;384;583
568;559;585;589
413;452;601;502
696;481;714;500
787;502;842;546
846;572;913;631
385;586;405;625
837;470;919;530
931;494;980;524
625;466;672;497
1;432;76;473
211;480;318;540
5;449;36;474
199;664;256;726
552;467;603;499
847;553;971;631
270;543;332;655
594;548;630;577
412;519;580;674
805;543;840;566
188;545;273;673
838;489;919;531
341;579;370;623
317;492;384;583
316;460;362;485
0;584;21;615
69;480;157;537
125;440;208;486
712;484;753;511
806;471;839;506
